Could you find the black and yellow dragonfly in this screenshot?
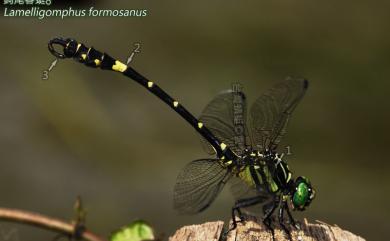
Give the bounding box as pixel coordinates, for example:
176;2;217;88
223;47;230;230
48;38;316;240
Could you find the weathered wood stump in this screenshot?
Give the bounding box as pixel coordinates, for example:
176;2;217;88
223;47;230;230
169;218;365;241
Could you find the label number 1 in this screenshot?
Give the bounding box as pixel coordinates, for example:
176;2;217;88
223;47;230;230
126;43;141;64
286;146;292;155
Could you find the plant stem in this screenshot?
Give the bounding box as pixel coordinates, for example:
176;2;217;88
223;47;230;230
0;207;108;241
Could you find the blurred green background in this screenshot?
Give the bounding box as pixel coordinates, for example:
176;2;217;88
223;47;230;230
1;1;389;240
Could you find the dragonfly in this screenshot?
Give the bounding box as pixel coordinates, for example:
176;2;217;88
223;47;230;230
173;80;316;239
48;38;316;240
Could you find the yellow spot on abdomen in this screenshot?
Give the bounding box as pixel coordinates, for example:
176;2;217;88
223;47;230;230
94;59;101;66
81;54;87;60
198;122;203;129
147;81;154;88
173;101;179;107
220;143;227;151
112;60;127;72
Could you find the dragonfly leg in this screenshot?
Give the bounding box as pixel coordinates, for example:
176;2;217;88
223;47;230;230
278;201;293;241
284;201;300;230
226;195;265;234
262;198;278;241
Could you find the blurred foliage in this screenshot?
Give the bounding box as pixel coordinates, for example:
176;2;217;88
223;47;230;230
0;0;389;241
110;220;155;241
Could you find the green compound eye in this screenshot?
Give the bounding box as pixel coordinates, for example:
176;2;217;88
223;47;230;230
293;182;309;209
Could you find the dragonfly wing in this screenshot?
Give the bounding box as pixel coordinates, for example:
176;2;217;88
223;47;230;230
173;159;231;214
249;78;308;151
199;88;250;155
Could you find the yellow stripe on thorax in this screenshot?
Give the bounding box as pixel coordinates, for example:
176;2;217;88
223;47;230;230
238;166;257;188
263;166;279;192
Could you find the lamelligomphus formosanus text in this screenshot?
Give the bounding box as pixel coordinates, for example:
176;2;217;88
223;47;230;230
48;38;316;240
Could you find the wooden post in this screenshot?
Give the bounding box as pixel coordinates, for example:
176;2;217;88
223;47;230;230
169;218;365;241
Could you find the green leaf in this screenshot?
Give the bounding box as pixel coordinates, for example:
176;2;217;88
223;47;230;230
110;220;155;241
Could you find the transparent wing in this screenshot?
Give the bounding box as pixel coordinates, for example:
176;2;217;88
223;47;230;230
249;78;308;151
173;159;231;214
199;87;249;155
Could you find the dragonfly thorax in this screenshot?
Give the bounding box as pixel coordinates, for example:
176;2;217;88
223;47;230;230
236;149;293;193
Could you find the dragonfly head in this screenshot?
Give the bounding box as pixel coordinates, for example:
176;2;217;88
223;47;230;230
291;176;315;211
